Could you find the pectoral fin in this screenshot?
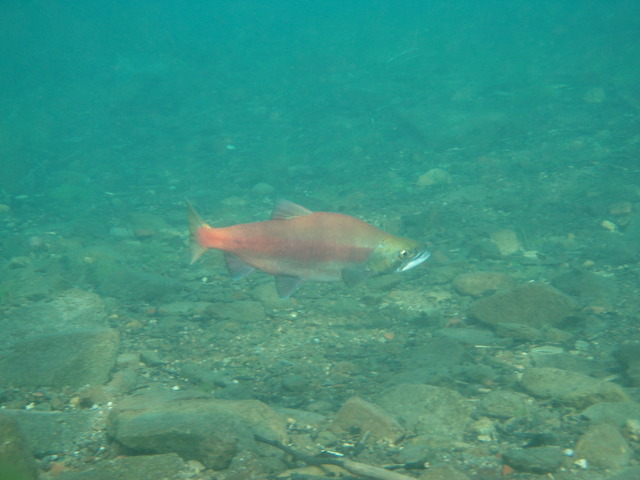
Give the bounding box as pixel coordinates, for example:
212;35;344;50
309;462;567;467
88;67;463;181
275;275;303;299
341;267;375;287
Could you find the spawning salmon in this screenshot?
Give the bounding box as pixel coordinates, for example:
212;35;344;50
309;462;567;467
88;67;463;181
188;200;429;298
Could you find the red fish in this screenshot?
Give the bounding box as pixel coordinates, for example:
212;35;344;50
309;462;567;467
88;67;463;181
188;200;429;298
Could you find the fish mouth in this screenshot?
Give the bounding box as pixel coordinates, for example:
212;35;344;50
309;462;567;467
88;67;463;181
397;249;431;272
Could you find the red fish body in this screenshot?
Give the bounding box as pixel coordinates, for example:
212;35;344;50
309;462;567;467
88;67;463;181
188;200;429;298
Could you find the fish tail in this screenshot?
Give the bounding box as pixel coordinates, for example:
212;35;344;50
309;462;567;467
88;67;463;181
186;199;208;264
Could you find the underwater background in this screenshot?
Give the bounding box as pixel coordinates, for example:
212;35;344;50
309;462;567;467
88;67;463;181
1;1;640;479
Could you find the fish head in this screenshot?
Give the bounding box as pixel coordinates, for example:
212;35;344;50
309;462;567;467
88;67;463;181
366;236;430;275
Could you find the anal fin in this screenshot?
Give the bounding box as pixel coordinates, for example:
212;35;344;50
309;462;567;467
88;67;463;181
275;275;302;299
224;253;255;279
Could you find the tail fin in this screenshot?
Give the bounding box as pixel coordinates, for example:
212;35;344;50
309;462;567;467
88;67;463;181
186;199;208;264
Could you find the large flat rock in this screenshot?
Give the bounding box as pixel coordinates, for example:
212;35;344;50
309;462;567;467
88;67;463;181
0;327;119;388
108;390;288;471
468;282;576;328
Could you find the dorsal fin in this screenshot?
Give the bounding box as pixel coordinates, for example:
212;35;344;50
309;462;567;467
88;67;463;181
271;200;313;220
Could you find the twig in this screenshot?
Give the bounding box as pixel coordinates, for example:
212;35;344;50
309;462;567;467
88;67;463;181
254;435;415;480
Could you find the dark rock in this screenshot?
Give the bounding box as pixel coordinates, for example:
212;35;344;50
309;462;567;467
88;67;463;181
0;327;119;388
503;446;564;474
468;282;576;328
0;411;38;480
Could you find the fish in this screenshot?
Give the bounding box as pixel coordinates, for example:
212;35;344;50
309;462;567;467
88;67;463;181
187;199;430;298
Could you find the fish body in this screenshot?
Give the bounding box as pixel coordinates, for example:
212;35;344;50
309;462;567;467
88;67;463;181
188;200;429;298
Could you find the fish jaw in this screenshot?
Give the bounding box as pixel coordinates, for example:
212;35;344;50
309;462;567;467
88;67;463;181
365;235;430;275
396;248;431;272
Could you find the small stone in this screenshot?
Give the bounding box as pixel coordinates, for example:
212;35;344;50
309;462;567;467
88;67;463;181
575;423;632;469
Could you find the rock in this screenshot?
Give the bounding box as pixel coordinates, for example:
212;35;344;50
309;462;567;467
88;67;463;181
98;267;180;302
328;396;404;444
387;336;468;385
252;182;275;196
520;367;629;409
419;465;470;480
417;168;451;187
575;423;632;469
529;345;609;376
205;300;266;322
581;402;640;427
0;412;38;480
280;374;309;394
551;270;617;308
52;453;190;480
108;391;287;471
377;384;472;446
0;289;107;349
452;271;514;297
615;343;640;386
467;282;576;329
478;390;531;419
433;327;503;346
489;229;522;256
502;446;564;474
606;466;640;480
0;327;119;388
494;322;541;341
5;409;100;458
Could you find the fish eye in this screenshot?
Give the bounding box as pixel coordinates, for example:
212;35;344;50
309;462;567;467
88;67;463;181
398;249;410;259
